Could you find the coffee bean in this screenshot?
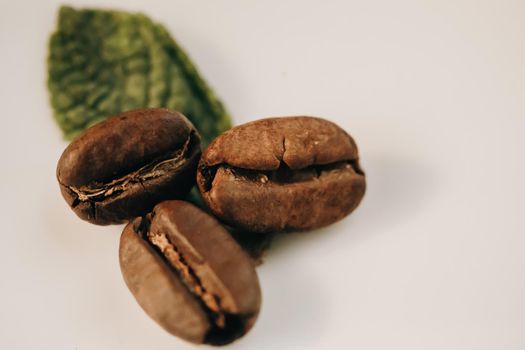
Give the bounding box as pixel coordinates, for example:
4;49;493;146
197;116;366;233
56;108;201;225
119;200;261;345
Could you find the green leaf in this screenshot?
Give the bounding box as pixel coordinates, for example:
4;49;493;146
47;6;231;145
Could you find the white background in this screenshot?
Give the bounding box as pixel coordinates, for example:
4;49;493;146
1;0;524;349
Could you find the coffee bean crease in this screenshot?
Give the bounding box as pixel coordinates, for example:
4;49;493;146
65;131;194;203
146;228;227;328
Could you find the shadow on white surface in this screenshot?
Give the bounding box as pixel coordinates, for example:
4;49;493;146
255;261;326;348
354;153;440;234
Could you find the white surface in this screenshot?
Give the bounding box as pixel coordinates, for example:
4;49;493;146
1;0;524;349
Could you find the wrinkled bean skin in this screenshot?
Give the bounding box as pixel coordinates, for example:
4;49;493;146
197;116;366;233
56;108;201;225
119;200;261;345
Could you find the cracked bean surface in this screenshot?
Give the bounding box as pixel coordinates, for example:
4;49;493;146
197;116;366;233
56;108;201;225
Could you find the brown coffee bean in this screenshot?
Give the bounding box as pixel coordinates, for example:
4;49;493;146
56;108;201;225
119;200;261;345
197;116;366;233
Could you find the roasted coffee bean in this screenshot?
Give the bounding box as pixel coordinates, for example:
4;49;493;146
57;108;200;225
119;200;261;345
197;116;366;233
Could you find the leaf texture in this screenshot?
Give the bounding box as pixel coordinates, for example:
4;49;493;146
48;6;231;145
